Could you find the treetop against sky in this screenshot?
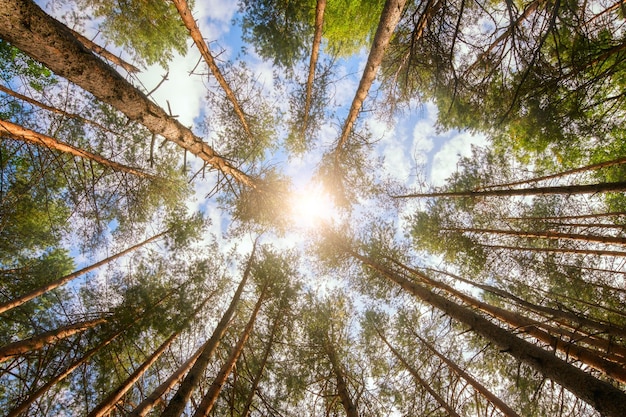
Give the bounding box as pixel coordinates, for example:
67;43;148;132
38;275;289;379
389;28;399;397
1;0;626;415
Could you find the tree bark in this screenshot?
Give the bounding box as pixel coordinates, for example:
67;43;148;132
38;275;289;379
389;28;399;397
192;286;267;417
483;243;626;257
414;332;523;417
67;27;140;73
88;286;219;417
0;84;119;135
240;308;281;417
393;181;626;199
0;230;167;315
171;0;252;139
448;226;626;247
376;329;461;417
160;240;258;417
0;317;106;362
349;250;626;417
302;0;326;137
0;0;256;188
334;0;406;155
0;119;156;178
325;339;359;417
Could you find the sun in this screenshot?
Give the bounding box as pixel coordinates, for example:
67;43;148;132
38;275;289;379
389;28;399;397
288;183;337;228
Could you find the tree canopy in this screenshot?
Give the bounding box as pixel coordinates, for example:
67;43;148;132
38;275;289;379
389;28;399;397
1;0;626;416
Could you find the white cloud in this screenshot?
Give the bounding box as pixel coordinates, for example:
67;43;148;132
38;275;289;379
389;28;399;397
430;130;487;186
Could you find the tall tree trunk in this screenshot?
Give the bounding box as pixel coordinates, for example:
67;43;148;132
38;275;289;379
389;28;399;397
88;287;219;417
376;329;461;417
0;230;168;315
171;0;252;139
447;226;626;247
334;0;406;155
482;243;626;257
403;262;626;339
0;120;156;178
240;308;281;417
479;155;626;191
412;331;522;417
0;84;119;135
67;27;140;73
0;317;107;362
302;0;326;136
0;0;256;188
393;260;626;381
348;249;626;417
325;339;359;417
393;181;626;199
129;343;204;417
160;240;258;417
192;285;267;417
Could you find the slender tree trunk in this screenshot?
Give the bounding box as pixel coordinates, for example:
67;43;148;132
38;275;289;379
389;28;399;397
483;243;626;257
393;181;626;199
348;250;626;417
88;287;219;417
171;0;252;139
414;264;626;340
240;308;281;417
413;332;522;417
302;0;326;136
192;286;267;417
0;0;256;188
0;84;119;135
394;260;626;381
334;0;406;155
160;241;258;417
0;317;107;362
0;230;168;315
0;120;155;178
325;339;359;417
67;27;140;73
129;343;204;417
505;212;626;221
447;226;626;247
479;155;626;191
376;329;461;417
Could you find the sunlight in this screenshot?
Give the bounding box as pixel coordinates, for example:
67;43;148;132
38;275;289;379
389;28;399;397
288;183;337;229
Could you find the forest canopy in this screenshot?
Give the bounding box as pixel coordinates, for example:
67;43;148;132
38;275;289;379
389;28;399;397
1;0;626;416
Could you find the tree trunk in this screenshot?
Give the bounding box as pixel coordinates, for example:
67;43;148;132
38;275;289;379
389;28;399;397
0;317;107;362
349;250;626;417
302;0;326;136
240;308;281;417
171;0;252;139
0;230;168;315
67;27;140;73
88;286;219;417
448;226;626;247
0;119;155;178
160;240;258;417
414;264;626;340
376;329;461;417
325;339;359;417
412;332;523;417
396;261;626;382
483;243;626;257
129;343;204;417
334;0;406;154
394;181;626;199
192;285;267;417
0;84;119;135
0;0;256;188
479;155;626;191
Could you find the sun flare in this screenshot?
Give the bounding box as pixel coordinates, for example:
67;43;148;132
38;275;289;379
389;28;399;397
289;184;336;228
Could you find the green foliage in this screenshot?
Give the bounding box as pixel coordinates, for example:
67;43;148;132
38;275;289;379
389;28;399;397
0;40;56;90
75;0;190;68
